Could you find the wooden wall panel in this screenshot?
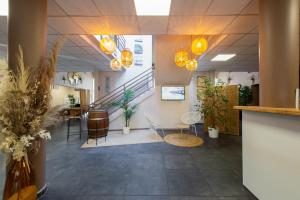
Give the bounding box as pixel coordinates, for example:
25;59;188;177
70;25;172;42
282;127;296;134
79;89;90;106
223;85;240;135
203;85;240;135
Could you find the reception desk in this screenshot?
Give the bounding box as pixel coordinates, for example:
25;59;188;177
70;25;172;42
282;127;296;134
234;106;300;200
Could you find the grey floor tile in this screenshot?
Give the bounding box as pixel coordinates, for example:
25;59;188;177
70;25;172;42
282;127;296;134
125;169;168;195
75;195;124;200
0;124;257;199
202;170;251;197
169;197;218;200
125;176;168;195
218;197;258;200
167;170;214;196
165;154;196;170
124;196;167;200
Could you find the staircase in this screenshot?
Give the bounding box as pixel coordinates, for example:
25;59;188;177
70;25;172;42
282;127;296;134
90;67;155;115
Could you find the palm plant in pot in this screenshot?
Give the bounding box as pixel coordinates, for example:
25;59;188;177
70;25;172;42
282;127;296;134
198;78;228;138
112;89;137;134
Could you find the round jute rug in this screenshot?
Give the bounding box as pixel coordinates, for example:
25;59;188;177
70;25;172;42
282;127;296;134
164;133;204;147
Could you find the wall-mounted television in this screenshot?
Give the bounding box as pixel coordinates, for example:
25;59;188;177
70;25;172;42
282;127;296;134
161;86;185;101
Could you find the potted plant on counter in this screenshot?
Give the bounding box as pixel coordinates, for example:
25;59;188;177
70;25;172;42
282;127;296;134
239;86;252;106
67;94;76;107
199;77;228;138
112;89;137;134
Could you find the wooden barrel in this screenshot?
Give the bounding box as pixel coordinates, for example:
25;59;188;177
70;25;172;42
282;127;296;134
87;110;109;139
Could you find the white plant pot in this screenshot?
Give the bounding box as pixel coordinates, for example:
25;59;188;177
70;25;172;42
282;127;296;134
208;127;219;138
123;126;130;134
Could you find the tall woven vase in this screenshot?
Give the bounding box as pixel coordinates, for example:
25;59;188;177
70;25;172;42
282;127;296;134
2;156;37;200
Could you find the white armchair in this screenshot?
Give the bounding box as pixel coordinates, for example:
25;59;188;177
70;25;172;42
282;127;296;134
180;112;201;136
144;112;165;136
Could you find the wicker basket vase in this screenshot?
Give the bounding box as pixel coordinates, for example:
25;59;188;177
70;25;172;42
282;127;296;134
3;156;37;200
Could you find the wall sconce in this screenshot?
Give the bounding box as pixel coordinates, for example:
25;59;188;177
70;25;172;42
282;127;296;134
250;74;255;85
62;75;66;84
227;72;232;84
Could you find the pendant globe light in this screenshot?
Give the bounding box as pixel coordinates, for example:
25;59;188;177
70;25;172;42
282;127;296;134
121;49;133;68
174;50;188;67
186;59;198;71
110;58;121;71
191;37;208;56
99;36;116;55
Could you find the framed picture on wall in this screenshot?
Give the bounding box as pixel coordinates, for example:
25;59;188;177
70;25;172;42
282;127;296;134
134;38;143;67
161;86;185;101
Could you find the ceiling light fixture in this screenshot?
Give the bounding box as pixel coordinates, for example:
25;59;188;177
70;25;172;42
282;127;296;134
134;0;171;16
174;50;188;68
121;49;133;68
191;38;208;56
211;54;236;61
186;59;198;71
99;36;116;55
110;58;122;71
0;0;8;16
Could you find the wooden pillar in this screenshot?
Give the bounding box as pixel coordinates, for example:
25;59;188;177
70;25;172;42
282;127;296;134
8;0;48;193
259;0;299;107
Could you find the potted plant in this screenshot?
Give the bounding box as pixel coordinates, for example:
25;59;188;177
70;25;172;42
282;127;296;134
198;78;228;138
67;94;76;107
112;89;137;134
239;86;252;106
0;42;62;199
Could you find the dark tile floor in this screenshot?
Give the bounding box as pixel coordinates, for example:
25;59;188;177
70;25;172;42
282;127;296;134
1;122;258;200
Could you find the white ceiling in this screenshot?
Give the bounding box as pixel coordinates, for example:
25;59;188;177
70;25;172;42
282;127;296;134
0;0;260;72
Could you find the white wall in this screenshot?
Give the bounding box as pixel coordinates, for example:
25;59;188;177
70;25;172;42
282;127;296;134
50;85;80;107
109;85;191;129
54;72;94;103
54;72;94;90
242;111;300;200
215;71;259;86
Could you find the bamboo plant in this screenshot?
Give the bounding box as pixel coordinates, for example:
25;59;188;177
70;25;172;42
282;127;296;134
198;77;228;130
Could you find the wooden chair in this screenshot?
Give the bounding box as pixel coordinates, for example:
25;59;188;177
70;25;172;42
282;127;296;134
67;108;83;141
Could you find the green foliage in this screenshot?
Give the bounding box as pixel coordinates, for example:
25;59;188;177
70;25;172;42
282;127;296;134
198;78;229;129
239;86;252;106
111;89;137;127
67;94;75;107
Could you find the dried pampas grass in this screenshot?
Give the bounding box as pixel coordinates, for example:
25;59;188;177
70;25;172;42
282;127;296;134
0;39;63;162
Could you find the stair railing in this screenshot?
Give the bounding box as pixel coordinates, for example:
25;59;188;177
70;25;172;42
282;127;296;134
90;67;155;114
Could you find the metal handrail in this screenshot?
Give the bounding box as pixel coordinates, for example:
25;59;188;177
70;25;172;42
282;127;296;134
92;67;154;105
92;71;153;108
90;67;155;114
105;81;153;114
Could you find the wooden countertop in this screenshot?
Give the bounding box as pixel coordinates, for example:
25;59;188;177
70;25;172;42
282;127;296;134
234;106;300;116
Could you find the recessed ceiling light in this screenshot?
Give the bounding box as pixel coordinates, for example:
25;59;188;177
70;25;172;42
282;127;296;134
0;0;8;16
134;0;171;16
211;54;236;61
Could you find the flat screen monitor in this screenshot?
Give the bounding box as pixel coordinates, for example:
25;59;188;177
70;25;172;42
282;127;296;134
161;86;185;101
